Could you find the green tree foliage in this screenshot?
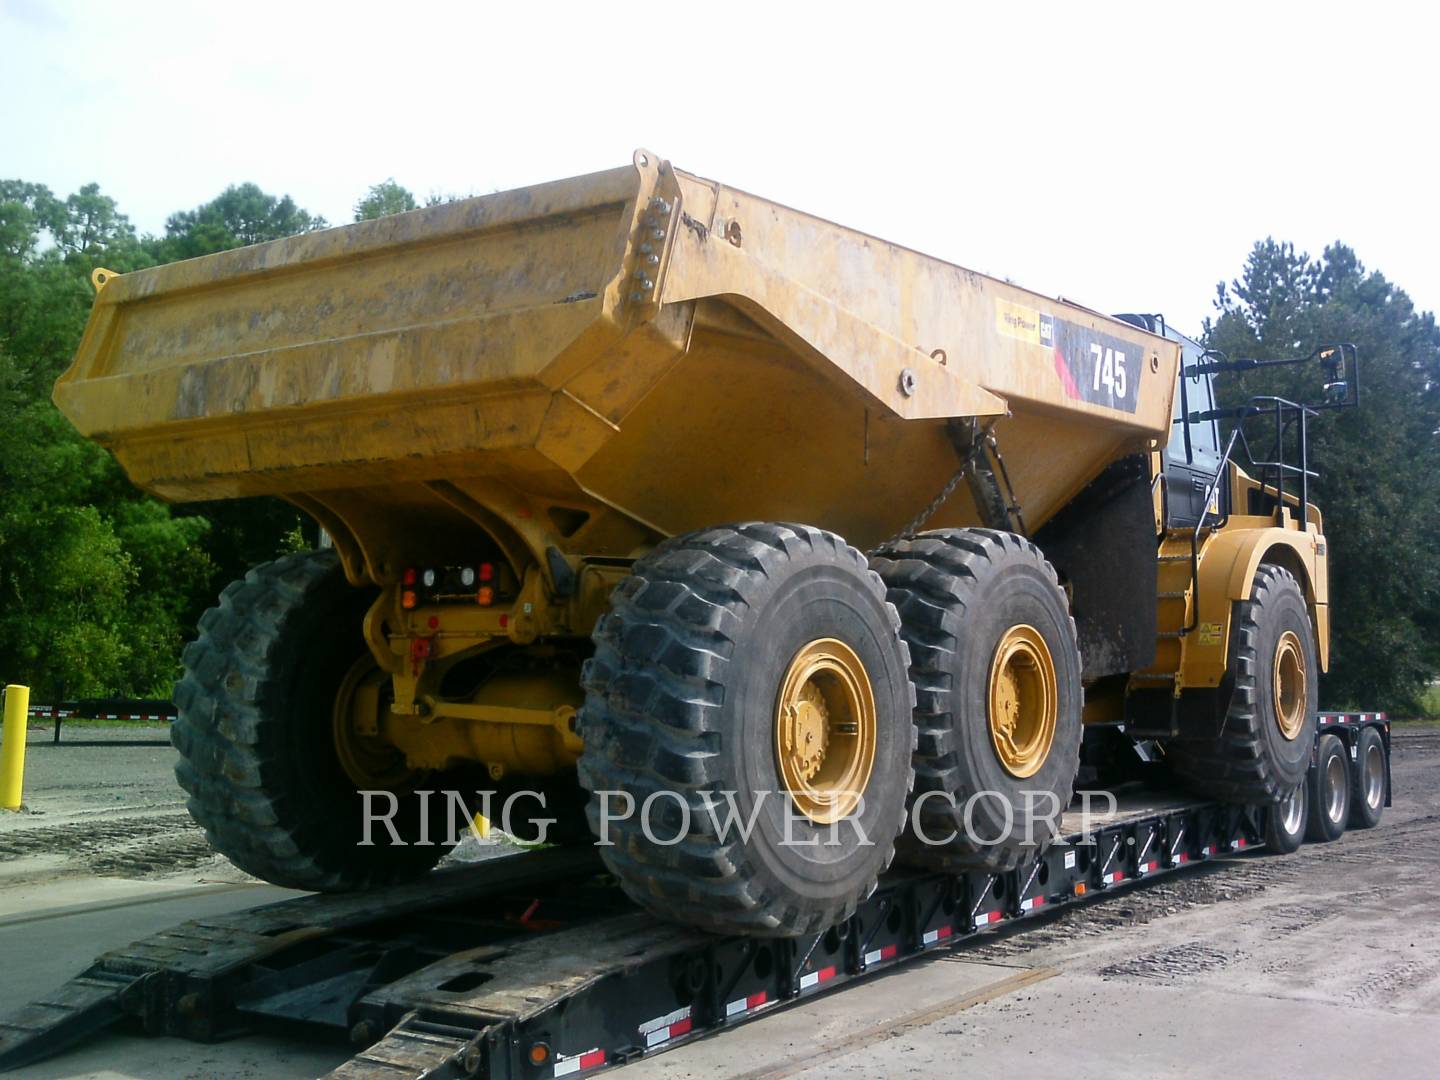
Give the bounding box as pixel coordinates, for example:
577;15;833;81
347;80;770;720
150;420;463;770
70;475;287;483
0;178;328;698
1206;240;1440;712
354;179;418;221
156;183;327;261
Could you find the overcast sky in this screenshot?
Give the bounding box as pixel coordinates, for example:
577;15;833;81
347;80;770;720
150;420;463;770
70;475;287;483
3;1;1435;333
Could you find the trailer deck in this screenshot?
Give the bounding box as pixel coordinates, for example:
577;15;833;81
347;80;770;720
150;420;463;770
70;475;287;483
0;713;1389;1080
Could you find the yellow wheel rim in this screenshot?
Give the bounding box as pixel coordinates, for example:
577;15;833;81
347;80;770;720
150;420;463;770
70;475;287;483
987;625;1057;779
1273;630;1307;741
333;655;420;790
774;639;877;825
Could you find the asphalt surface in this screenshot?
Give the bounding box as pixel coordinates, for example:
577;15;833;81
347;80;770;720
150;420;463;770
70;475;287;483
0;723;1436;1077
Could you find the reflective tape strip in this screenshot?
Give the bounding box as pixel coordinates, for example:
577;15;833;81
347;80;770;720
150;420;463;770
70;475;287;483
923;924;957;944
798;965;837;990
1020;896;1045;912
975;911;1003;926
643;1017;693;1048
1141;860;1159;873
1105;871;1125;884
863;943;899;965
725;990;769;1018
554;1048;605;1077
640;1005;691;1047
639;1006;689;1036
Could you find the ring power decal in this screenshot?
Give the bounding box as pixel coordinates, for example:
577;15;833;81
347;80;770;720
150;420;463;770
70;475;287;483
996;298;1141;414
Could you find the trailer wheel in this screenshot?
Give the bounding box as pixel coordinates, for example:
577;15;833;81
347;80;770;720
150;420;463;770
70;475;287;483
1349;726;1386;830
1306;732;1350;842
870;529;1083;873
1263;781;1307;854
1165;564;1318;804
577;523;916;937
172;551;453;891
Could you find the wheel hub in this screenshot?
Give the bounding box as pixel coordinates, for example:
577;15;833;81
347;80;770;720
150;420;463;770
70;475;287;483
1280;784;1305;835
775;639;876;824
334;655;422;790
1273;630;1307;741
987;625;1057;779
1363;741;1385;810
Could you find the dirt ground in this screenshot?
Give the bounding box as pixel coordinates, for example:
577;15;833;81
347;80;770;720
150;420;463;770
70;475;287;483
0;723;1436;1077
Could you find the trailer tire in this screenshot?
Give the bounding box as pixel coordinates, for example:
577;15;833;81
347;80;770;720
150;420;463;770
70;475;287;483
1348;726;1386;830
1306;732;1350;842
578;523;916;937
870;529;1083;873
172;551;452;891
1165;564;1318;805
1263;782;1307;854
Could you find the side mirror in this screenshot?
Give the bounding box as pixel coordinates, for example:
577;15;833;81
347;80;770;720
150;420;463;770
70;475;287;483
1315;344;1359;411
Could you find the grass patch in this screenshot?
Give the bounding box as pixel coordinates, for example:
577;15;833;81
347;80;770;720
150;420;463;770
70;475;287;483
1420;684;1440;719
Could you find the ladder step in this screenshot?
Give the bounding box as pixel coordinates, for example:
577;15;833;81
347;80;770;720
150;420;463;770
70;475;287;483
1130;672;1176;683
1158;554;1191;563
1158;591;1189;599
1156;630;1186;639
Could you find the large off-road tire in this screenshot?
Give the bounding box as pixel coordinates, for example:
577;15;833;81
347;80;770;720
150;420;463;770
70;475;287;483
1165;564;1318;805
870;529;1084;874
578;523;916;937
172;550;450;891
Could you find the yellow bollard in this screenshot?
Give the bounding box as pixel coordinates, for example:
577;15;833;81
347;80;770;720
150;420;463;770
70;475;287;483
1;685;29;811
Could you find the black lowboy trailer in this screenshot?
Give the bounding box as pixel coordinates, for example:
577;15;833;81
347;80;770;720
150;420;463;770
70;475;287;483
0;712;1390;1079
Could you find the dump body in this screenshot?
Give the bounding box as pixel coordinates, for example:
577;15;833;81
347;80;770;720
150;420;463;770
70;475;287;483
56;151;1179;584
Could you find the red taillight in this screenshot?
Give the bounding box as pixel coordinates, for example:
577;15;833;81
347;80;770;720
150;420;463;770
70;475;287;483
401;590;417;610
479;562;495;583
402;567;417;586
476;586;495;606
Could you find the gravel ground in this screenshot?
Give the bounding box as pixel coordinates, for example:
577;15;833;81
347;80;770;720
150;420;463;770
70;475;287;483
0;724;233;884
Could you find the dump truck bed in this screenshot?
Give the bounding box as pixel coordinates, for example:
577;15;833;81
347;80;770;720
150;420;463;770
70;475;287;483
56;151;1179;577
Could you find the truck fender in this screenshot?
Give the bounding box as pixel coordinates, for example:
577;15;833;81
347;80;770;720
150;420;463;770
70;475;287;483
1187;525;1329;687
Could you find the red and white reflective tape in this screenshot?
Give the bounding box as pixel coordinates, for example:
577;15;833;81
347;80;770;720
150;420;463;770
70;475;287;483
725;990;769;1019
1175;852;1191;864
1230;838;1247;851
554;1048;606;1077
1104;871;1125;884
975;910;1003;926
1201;845;1217;857
798;965;838;990
1019;895;1045;913
1140;860;1160;874
922;924;957;944
862;943;899;966
639;1005;692;1049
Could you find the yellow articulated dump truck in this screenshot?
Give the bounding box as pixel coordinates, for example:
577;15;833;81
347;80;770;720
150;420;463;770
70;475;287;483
55;151;1356;936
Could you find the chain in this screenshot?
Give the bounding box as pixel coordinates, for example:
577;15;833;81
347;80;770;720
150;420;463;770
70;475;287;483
869;456;975;554
869;418;1026;554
